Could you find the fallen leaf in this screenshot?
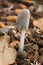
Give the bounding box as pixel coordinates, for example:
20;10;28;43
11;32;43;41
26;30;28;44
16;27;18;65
4;46;17;65
33;18;43;32
0;34;10;46
19;4;27;9
0;35;17;65
15;9;21;15
0;22;7;28
5;16;17;21
10;40;20;47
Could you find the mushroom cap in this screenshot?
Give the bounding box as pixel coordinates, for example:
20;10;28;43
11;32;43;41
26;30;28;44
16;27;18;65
16;9;30;30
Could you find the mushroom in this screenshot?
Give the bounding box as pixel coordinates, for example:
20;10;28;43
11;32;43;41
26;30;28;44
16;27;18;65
16;9;30;51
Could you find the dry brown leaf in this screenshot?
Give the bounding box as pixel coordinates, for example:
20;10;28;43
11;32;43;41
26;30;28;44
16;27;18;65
4;46;17;65
19;4;27;9
0;22;7;28
28;51;35;60
23;0;30;2
10;40;20;47
0;34;10;45
33;18;43;32
15;9;22;15
0;35;17;65
5;16;17;21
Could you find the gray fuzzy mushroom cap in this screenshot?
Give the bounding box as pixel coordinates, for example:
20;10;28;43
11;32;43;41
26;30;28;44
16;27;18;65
16;9;30;30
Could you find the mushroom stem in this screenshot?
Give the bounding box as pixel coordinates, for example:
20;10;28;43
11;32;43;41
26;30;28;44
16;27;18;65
19;30;26;51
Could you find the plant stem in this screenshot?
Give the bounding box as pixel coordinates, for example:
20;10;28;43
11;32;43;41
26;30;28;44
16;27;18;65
19;30;26;51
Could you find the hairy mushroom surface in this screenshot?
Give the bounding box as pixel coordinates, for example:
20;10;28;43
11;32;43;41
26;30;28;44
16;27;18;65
16;9;30;51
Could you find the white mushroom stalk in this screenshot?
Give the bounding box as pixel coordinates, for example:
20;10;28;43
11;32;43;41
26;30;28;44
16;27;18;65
16;9;30;51
19;30;26;51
